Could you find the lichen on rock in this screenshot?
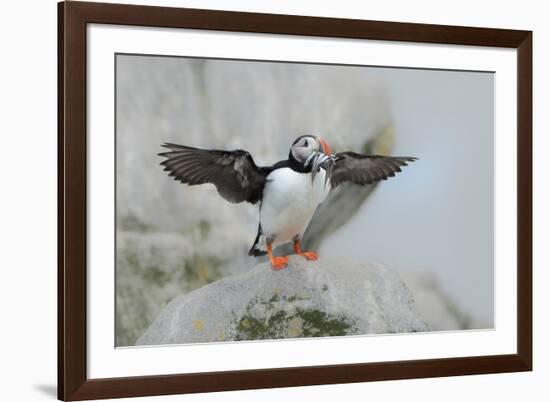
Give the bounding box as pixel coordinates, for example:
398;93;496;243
136;256;428;346
232;292;356;340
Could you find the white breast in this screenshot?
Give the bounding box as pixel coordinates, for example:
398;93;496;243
260;167;330;246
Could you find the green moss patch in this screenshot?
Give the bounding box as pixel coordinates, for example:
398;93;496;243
234;294;356;340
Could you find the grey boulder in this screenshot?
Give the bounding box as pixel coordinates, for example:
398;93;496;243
136;256;428;345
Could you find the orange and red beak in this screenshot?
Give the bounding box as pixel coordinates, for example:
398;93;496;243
318;137;332;155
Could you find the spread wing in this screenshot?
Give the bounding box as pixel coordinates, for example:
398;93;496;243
159;143;268;204
330;152;417;188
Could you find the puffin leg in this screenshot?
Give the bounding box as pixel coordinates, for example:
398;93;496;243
293;238;318;261
267;243;288;271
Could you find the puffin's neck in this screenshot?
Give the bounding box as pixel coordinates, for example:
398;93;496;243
288;152;313;173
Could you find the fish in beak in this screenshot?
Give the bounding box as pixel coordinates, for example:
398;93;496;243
308;137;335;188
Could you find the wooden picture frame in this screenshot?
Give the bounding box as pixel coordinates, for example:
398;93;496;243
58;1;532;400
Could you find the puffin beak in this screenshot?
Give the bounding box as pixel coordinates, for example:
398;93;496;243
318;137;332;155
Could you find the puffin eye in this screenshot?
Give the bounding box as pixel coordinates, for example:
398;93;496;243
303;139;309;147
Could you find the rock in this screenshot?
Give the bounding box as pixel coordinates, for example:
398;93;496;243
136;256;428;345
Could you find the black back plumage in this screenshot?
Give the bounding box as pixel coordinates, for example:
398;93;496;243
159;143;269;204
330;152;417;187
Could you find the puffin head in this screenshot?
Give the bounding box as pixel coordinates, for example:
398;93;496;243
290;135;332;164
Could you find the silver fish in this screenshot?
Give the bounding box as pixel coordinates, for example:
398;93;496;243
308;152;335;189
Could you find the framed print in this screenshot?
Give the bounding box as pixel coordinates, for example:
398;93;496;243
58;1;532;400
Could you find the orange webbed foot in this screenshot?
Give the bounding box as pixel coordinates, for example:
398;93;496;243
301;251;318;261
270;256;289;271
293;239;319;262
266;244;288;270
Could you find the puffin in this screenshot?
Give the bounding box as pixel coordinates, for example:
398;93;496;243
159;135;416;270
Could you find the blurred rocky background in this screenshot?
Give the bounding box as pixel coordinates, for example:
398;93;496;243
116;55;494;346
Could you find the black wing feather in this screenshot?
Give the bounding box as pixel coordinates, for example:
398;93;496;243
159;143;268;204
330;152;417;187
